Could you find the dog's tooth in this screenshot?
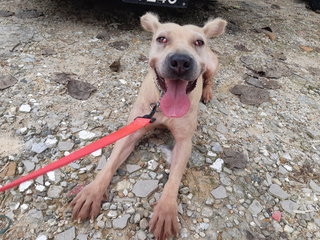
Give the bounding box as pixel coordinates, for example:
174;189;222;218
77;218;81;224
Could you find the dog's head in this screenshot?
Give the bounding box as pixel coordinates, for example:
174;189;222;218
141;13;227;118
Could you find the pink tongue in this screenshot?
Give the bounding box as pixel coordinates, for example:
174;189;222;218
160;80;190;118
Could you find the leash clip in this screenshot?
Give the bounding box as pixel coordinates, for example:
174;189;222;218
136;102;159;123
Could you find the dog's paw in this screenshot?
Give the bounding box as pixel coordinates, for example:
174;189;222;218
70;182;107;221
149;199;179;240
202;86;213;103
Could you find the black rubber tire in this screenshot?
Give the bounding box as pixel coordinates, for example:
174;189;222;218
308;0;320;11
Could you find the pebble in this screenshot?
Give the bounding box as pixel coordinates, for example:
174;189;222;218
211;186;228;199
91;149;102;157
19;180;33;192
211;142;223;152
47;185;63;198
47;171;56;181
112;214;130;229
135;230;147;240
19;104;31;112
139;218;149;230
54;227;75;240
132;180;159;197
36;235;48;240
210;158;224;172
280;200;298;214
309;180;320;192
284;225;294;233
126;164;141;173
45;137;58;148
31;142;48;154
201;207;214;217
269;184;289;199
22;160;35;172
248;200;263;216
35;185;46;192
96;156;107;170
79;130;95;140
58;141;74;151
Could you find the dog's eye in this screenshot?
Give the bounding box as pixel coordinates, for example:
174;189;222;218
157;36;168;44
195;40;204;46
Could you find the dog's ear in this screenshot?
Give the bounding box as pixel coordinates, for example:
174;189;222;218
203;18;227;38
140;12;160;33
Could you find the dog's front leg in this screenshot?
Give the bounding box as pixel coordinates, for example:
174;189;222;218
150;136;193;240
71;126;149;221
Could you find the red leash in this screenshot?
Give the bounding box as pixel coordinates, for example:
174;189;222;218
0;107;157;192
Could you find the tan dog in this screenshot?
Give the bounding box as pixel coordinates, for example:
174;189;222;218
71;13;226;240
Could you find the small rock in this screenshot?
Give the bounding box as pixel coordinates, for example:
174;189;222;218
139;218;149;230
135;230;147;240
36;235;48;240
147;159;158;171
201;207;213;217
116;179;131;191
216;123;228;134
54;227;75;240
309;180;320;192
112;214;130;229
280;200;298;214
223;149;248;169
0;75;18;89
22;160;35;172
284;225;294;233
45;137;58;148
19;104;31;113
210;158;224;172
96;156;107;170
272;211;281;222
132;180;159;197
35;185;46;192
269;184;289;199
211;142;223;152
19;180;33;192
79;130;95;140
47;185;63;198
47;171;55;181
133;213;141;224
31;142;48;154
77;234;88;240
126;164;141;173
248;200;263;216
211;186;227;199
58;141;74;151
91;149;102;157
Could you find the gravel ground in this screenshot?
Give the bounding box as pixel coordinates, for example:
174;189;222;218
0;0;319;239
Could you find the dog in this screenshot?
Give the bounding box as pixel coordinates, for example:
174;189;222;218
71;13;227;240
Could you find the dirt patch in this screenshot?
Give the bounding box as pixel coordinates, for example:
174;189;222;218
0;134;23;157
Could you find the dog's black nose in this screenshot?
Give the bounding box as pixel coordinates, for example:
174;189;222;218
168;54;193;75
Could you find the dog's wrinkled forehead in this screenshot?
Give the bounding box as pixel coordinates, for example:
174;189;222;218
140;12;227;41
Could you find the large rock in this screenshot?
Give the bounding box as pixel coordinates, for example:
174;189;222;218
132;180;159;197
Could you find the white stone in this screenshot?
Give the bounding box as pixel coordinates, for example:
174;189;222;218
91;149;102;157
47;171;56;181
36;185;46;192
207;151;217;157
19;104;31;113
45;137;58;148
79;130;95;140
119;79;127;84
209;158;224;172
284;225;294;233
19;180;33;192
36;235;48;240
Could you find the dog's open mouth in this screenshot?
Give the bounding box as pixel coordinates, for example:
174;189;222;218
156;70;197;118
